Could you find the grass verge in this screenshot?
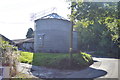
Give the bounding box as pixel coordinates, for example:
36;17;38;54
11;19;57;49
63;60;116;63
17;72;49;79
19;51;33;64
19;51;93;70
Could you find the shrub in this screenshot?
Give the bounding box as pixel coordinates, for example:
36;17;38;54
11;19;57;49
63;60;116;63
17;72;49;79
81;52;93;65
0;38;19;77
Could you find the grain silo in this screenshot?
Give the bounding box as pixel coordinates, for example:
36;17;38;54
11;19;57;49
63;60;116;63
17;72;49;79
34;13;77;53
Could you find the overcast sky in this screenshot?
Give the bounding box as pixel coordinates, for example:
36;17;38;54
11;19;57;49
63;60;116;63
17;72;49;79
0;0;70;40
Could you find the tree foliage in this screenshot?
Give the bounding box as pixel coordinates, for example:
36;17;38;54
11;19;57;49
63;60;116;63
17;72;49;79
70;1;119;57
26;28;34;38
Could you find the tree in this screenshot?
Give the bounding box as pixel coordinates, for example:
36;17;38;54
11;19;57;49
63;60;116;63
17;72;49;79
69;1;119;57
26;28;34;38
70;2;118;37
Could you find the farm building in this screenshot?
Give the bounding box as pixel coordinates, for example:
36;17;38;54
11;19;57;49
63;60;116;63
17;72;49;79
0;34;15;45
34;13;78;53
13;38;34;52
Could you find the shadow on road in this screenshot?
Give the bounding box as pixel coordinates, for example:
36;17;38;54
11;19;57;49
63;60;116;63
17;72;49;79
83;67;107;78
30;64;107;78
84;51;119;59
88;53;119;59
92;55;119;59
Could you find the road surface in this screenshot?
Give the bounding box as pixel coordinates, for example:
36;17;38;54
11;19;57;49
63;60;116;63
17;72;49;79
18;57;119;79
65;57;119;78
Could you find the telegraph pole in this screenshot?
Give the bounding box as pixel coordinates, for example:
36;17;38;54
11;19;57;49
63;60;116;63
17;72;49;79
69;1;74;67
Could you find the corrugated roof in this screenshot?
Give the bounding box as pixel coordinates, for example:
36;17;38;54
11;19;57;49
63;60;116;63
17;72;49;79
13;38;34;44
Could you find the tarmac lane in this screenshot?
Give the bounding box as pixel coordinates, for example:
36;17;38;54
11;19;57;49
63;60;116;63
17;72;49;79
18;57;119;79
66;57;119;79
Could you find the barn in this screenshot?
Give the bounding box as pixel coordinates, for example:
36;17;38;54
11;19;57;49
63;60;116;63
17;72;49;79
34;13;78;53
13;38;34;52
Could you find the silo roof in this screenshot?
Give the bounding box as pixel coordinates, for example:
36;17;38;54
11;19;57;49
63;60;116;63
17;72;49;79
40;13;68;21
